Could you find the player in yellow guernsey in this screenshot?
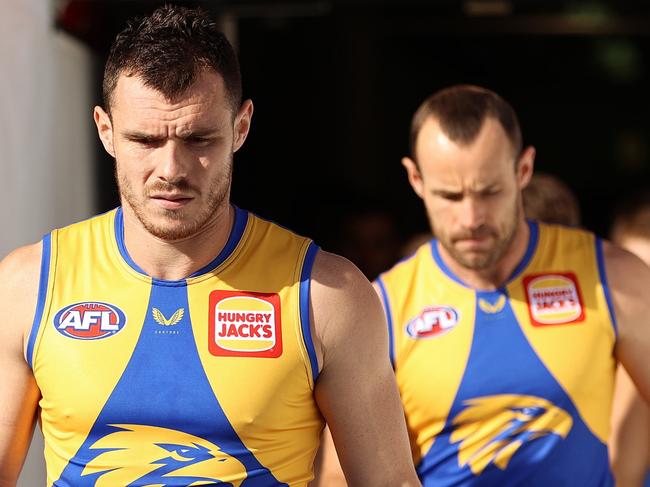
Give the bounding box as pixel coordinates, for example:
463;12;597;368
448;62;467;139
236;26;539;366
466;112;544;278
314;85;650;487
0;6;420;487
381;85;650;486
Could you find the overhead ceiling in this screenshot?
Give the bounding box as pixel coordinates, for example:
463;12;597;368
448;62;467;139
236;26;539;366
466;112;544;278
56;0;650;52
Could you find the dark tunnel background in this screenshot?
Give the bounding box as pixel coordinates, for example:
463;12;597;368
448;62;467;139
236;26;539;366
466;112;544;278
58;0;650;278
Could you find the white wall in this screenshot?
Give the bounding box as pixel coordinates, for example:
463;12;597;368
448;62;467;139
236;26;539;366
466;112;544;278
0;1;95;259
0;1;96;485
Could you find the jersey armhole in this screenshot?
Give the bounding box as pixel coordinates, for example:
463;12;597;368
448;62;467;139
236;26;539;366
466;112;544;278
595;237;618;338
299;241;320;384
25;233;53;368
375;276;396;369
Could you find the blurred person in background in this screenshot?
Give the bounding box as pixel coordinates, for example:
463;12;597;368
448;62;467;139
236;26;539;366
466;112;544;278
0;5;420;486
609;190;650;487
522;172;581;227
317;84;650;486
377;84;650;486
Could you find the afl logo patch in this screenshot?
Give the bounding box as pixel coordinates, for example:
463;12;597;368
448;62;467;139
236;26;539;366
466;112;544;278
54;302;127;340
406;306;459;339
524;273;585;326
209;290;282;358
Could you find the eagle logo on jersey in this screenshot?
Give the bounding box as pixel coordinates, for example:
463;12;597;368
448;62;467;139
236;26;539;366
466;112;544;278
153;307;185;326
450;395;573;475
81;424;246;486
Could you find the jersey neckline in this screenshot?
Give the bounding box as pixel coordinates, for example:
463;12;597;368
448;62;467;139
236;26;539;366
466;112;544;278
430;219;539;291
113;205;249;285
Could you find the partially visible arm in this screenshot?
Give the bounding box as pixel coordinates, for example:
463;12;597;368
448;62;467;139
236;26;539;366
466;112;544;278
311;426;347;487
310;250;419;487
607;241;650;404
0;244;43;485
610;365;650;487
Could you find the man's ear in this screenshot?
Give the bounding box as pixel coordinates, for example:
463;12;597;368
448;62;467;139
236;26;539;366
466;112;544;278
517;146;535;189
233;99;254;153
402;156;425;199
94;106;115;158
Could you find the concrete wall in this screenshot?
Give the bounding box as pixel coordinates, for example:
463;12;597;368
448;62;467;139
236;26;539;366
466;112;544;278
1;1;95;259
1;2;96;485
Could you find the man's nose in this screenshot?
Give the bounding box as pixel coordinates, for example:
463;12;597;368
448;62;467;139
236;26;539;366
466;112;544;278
458;196;485;230
157;140;188;183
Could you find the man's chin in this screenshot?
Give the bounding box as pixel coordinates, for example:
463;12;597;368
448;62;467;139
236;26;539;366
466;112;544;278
139;215;198;241
451;249;497;271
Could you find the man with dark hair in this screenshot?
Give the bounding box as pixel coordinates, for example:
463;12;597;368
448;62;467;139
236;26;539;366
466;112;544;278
385;84;650;485
319;84;650;486
0;6;420;486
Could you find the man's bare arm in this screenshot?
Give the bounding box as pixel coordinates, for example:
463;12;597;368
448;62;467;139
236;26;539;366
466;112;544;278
609;365;650;487
607;242;650;403
0;244;42;485
310;250;419;487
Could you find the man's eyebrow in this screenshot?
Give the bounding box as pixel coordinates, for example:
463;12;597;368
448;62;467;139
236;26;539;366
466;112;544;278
177;128;222;139
122;128;223;141
122;131;164;142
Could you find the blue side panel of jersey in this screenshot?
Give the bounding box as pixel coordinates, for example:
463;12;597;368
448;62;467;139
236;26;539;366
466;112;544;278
55;283;286;487
299;241;320;382
417;290;613;487
26;233;51;368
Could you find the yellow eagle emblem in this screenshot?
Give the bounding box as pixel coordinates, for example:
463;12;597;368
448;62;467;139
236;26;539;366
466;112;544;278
153;307;185;326
450;394;573;474
478;295;506;314
81;424;246;486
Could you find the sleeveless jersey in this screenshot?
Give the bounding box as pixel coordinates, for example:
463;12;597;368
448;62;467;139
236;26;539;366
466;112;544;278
25;206;323;487
376;221;617;486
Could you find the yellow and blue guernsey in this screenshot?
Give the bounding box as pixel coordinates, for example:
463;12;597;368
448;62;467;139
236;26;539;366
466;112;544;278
25;206;323;487
376;221;617;486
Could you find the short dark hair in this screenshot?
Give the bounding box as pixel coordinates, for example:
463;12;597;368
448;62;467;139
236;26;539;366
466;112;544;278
409;84;522;161
103;5;242;114
523;173;581;227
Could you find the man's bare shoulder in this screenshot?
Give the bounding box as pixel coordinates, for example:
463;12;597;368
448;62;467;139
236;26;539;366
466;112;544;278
602;240;650;290
602;240;650;339
0;243;43;344
310;250;380;323
309;250;387;366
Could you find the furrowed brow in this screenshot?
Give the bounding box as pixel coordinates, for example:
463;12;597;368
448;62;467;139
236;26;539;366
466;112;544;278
177;127;222;140
122;131;165;143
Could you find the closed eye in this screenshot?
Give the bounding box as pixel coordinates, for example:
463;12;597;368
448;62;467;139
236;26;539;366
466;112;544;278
434;191;463;202
184;136;215;147
124;134;165;148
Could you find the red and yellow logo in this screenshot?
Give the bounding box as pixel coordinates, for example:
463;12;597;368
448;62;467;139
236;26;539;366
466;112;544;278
523;273;585;326
208;290;282;358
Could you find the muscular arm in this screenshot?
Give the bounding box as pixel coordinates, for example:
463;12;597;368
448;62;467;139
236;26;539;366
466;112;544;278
0;244;42;485
311;251;419;487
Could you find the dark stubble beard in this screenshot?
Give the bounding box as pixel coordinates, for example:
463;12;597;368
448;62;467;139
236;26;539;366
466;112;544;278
117;155;233;242
434;201;520;271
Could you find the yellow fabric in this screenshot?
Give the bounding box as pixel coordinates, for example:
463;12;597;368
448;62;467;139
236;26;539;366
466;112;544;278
378;222;616;484
30;208;323;486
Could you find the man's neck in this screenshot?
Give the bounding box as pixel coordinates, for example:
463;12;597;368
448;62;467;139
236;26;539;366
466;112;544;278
121;204;235;281
439;218;531;291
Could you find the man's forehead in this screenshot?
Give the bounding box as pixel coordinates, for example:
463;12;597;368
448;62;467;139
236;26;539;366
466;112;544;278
415;116;515;163
110;73;231;129
111;70;228;112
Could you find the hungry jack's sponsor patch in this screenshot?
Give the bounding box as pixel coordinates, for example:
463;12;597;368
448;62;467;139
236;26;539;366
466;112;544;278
209;290;282;357
523;273;585;326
